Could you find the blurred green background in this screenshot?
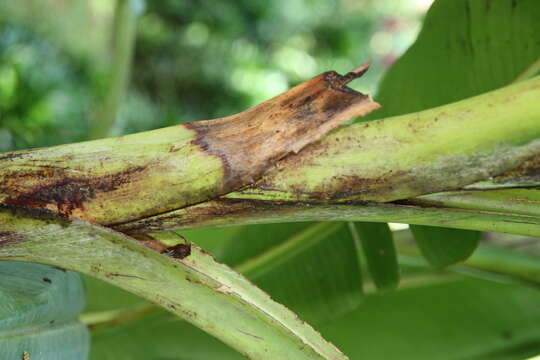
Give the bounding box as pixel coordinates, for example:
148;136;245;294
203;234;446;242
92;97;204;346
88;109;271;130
5;2;540;359
0;0;431;151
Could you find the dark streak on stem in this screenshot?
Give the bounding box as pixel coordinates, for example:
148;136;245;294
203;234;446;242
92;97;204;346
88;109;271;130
106;273;147;280
237;328;265;340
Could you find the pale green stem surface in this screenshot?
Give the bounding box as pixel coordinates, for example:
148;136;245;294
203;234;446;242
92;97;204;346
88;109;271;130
410;189;540;218
0;209;347;360
118;198;540;238
234;76;540;203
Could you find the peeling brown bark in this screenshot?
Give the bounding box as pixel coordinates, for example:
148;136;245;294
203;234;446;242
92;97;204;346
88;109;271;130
184;63;379;189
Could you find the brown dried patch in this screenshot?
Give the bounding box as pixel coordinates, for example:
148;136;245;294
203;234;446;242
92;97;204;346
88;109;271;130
0;231;25;247
116;198;304;234
1;165;146;216
185;64;379;190
0;203;70;225
161;243;192;259
132;233;192;259
490;153;540;184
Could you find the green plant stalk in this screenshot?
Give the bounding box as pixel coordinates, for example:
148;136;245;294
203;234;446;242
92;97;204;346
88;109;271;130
112;76;540;233
0;209;347;360
1;77;539;229
117;197;540;238
408;189;540;217
232;76;540;203
0;67;378;225
89;0;138;139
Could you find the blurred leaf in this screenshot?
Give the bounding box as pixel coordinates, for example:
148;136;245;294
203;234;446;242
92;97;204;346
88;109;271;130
221;222;363;325
365;0;540;264
91;274;540;360
84;276;149;313
320;277;540;359
369;0;540;119
410;225;480;267
353;222;399;290
91;310;242;360
0;262;89;359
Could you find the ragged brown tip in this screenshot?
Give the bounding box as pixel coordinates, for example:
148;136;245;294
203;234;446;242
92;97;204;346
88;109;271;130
351;61;371;75
343;62;371;83
323;62;374;93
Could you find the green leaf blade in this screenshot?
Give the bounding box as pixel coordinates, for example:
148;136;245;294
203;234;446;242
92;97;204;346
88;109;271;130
320;277;540;360
410;225;480;267
353;222;399;291
202;222;364;326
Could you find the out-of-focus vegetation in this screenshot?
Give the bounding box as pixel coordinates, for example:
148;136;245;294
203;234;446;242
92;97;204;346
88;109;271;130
3;2;540;359
0;0;430;150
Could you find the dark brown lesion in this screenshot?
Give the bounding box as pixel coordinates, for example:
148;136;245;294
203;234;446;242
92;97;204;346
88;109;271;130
1;165;147;216
161;243;192;259
133;232;192;259
0;203;71;224
488;153;540;185
0;231;26;247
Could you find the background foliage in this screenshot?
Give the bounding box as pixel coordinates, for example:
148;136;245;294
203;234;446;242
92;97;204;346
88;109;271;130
1;0;540;359
0;0;424;148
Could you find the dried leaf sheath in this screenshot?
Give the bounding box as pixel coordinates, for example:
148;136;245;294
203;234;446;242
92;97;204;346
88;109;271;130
185;64;379;188
0;66;379;224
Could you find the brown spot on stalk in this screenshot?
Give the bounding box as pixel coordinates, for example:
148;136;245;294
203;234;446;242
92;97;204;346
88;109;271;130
133;233;192;259
1;165;147;216
0;203;71;224
161;243;192;259
0;231;25;247
489;153;540;184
